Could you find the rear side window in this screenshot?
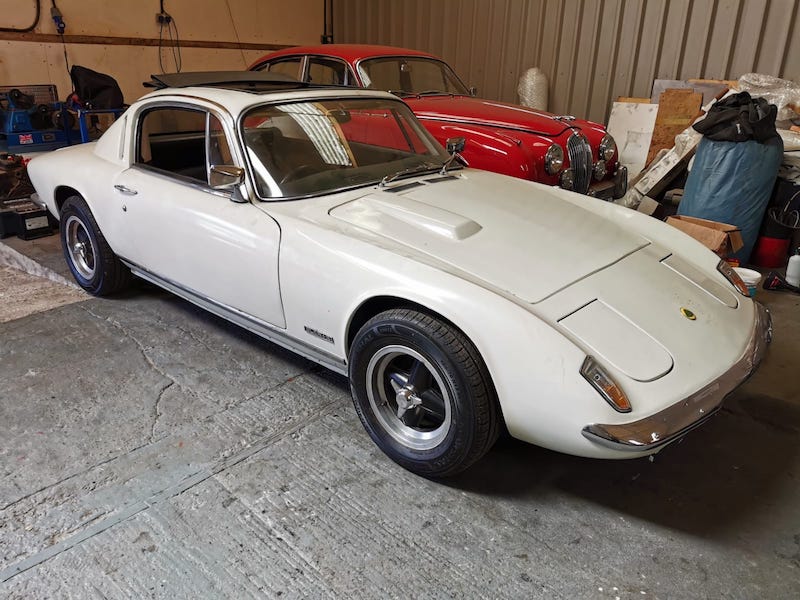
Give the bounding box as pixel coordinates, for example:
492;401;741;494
136;107;232;185
261;57;302;80
308;57;352;85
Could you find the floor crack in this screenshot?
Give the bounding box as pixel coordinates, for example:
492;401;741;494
0;396;347;584
150;380;174;442
79;304;179;387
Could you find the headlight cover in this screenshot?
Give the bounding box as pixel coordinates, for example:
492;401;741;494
581;356;632;412
599;133;616;161
717;259;750;297
593;159;607;181
560;168;575;190
544;143;564;175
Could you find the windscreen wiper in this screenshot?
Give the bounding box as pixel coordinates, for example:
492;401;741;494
380;161;442;187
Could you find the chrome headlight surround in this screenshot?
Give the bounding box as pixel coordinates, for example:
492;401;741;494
544;143;564;176
717;259;750;297
599;133;616;161
581;356;632;413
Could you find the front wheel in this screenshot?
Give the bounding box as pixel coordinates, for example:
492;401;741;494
348;309;500;477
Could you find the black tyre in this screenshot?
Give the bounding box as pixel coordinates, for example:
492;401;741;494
60;195;130;296
348;308;500;477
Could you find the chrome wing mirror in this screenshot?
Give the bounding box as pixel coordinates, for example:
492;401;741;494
209;165;244;190
441;137;466;174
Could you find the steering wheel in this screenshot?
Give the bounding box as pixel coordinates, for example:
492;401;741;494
280;164;318;184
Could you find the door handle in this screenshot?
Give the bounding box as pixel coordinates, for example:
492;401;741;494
114;184;138;195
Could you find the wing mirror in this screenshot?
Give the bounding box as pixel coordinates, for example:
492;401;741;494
446;137;466;154
441;137;466;174
469;86;478;97
209;165;244;190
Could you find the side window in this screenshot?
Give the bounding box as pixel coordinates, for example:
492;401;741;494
359;59;402;91
307;57;350;85
263;57;302;80
137;108;234;185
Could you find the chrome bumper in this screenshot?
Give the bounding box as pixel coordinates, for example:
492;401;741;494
582;302;772;452
588;165;628;200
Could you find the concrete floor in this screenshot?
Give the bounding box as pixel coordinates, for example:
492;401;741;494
1;235;799;599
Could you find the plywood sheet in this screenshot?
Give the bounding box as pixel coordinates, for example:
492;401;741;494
646;89;702;165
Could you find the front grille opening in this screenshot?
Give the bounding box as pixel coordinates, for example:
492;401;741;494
566;133;592;195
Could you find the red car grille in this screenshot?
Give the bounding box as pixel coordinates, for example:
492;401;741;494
566;133;592;195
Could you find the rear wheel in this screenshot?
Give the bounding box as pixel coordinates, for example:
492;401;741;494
349;308;499;477
60;195;130;296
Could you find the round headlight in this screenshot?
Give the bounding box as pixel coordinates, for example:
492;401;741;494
560;168;575;191
599;133;616;161
544;144;564;176
593;160;607;181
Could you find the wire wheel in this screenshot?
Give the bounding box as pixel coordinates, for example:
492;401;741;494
365;345;452;451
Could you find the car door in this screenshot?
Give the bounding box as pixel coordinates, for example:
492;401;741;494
112;102;286;328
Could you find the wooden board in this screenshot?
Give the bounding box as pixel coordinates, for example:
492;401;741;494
646;89;703;165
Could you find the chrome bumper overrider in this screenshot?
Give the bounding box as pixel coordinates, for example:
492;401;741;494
582;302;772;452
587;166;628;200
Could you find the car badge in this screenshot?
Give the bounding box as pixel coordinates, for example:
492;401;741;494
680;307;696;321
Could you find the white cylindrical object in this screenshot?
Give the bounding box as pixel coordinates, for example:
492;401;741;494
734;267;762;297
517;67;548;111
786;250;800;287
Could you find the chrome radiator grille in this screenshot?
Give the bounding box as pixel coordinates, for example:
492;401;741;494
566;133;592;195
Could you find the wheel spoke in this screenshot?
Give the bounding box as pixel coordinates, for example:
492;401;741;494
388;370;409;393
406;359;432;390
403;406;426;428
419;389;446;422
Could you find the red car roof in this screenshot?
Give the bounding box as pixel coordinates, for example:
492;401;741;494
250;44;439;69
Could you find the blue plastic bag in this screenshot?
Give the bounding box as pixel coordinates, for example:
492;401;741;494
679;137;783;262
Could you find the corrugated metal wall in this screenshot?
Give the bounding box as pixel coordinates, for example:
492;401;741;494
333;0;800;123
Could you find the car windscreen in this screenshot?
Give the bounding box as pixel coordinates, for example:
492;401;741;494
241;98;450;199
358;57;470;96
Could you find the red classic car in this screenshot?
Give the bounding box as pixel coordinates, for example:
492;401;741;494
250;44;626;199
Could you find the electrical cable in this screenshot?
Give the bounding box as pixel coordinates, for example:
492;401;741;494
224;0;247;68
167;17;181;72
157;1;181;73
0;0;40;33
224;1;247;68
158;18;166;73
49;1;71;82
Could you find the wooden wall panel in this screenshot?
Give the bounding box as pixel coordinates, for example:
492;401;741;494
334;0;800;123
0;0;322;103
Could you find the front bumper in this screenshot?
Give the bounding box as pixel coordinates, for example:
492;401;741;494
587;165;628;200
581;302;772;452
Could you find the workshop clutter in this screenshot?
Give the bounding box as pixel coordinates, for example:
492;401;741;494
0;84;73;152
678;92;783;263
610;74;800;270
0;153;50;240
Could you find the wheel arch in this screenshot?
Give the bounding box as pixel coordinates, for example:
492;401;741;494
345;294;502;410
54;185;84;215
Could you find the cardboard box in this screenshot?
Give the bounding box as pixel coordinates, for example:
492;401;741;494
666;215;744;256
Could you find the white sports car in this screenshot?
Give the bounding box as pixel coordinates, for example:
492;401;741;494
28;72;771;477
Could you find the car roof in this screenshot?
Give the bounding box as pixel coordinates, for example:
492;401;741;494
256;44;439;65
145;71;301;90
139;83;399;117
